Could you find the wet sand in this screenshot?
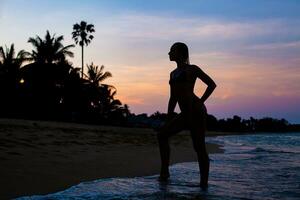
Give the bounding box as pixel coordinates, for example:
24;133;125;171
0;118;224;199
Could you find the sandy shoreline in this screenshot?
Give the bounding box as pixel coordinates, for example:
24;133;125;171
0;118;224;199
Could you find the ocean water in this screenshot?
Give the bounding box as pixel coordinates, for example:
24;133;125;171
17;133;300;200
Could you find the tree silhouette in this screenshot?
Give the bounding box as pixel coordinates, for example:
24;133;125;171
122;104;131;118
25;30;74;64
0;44;27;89
99;84;122;115
86;62;112;86
72;21;95;78
0;44;28;114
0;44;27;68
84;63;113;115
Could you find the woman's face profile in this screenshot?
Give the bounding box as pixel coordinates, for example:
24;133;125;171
168;45;178;61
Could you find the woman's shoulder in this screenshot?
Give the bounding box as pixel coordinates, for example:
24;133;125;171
187;64;202;73
170;68;177;75
189;64;201;69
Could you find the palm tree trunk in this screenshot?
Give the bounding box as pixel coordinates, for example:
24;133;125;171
81;45;84;78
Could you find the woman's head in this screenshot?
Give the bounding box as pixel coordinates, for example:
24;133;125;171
168;42;190;64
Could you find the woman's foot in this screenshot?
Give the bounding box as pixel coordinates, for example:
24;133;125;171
200;182;208;190
158;172;170;182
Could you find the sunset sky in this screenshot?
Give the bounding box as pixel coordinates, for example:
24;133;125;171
0;0;299;123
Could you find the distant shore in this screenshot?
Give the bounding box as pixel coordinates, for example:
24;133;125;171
0;118;237;199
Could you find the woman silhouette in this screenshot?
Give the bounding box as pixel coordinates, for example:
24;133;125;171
157;42;216;189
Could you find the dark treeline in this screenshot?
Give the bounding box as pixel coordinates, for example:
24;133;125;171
0;23;130;125
128;112;300;132
205;114;298;132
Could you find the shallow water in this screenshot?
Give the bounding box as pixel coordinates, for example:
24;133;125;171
17;133;300;200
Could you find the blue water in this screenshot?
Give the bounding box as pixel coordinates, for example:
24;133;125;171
17;133;300;200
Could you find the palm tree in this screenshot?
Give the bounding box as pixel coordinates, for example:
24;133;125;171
0;44;28;111
100;85;122;113
0;44;27;83
26;30;74;64
0;44;27;68
85;62;112;86
84;63;113;114
72;21;95;78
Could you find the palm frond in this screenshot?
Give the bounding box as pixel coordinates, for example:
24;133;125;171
28;36;42;49
98;71;112;82
0;46;6;61
27;31;74;64
80;21;87;29
86;24;95;32
101;84;116;90
7;44;15;61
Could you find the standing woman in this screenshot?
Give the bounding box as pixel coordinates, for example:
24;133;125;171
157;42;216;189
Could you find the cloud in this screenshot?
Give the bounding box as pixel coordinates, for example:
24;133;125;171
94;13;300;42
248;40;300;50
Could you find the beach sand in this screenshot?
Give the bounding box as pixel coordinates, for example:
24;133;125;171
0;118;224;199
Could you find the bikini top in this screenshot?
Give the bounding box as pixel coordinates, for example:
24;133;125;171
169;68;193;85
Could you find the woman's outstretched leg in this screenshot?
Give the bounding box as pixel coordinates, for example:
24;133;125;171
191;127;209;190
198;142;210;190
157;114;185;181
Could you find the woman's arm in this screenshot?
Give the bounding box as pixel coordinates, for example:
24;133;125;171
167;72;177;115
193;65;217;103
168;95;177;115
168;80;177;115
